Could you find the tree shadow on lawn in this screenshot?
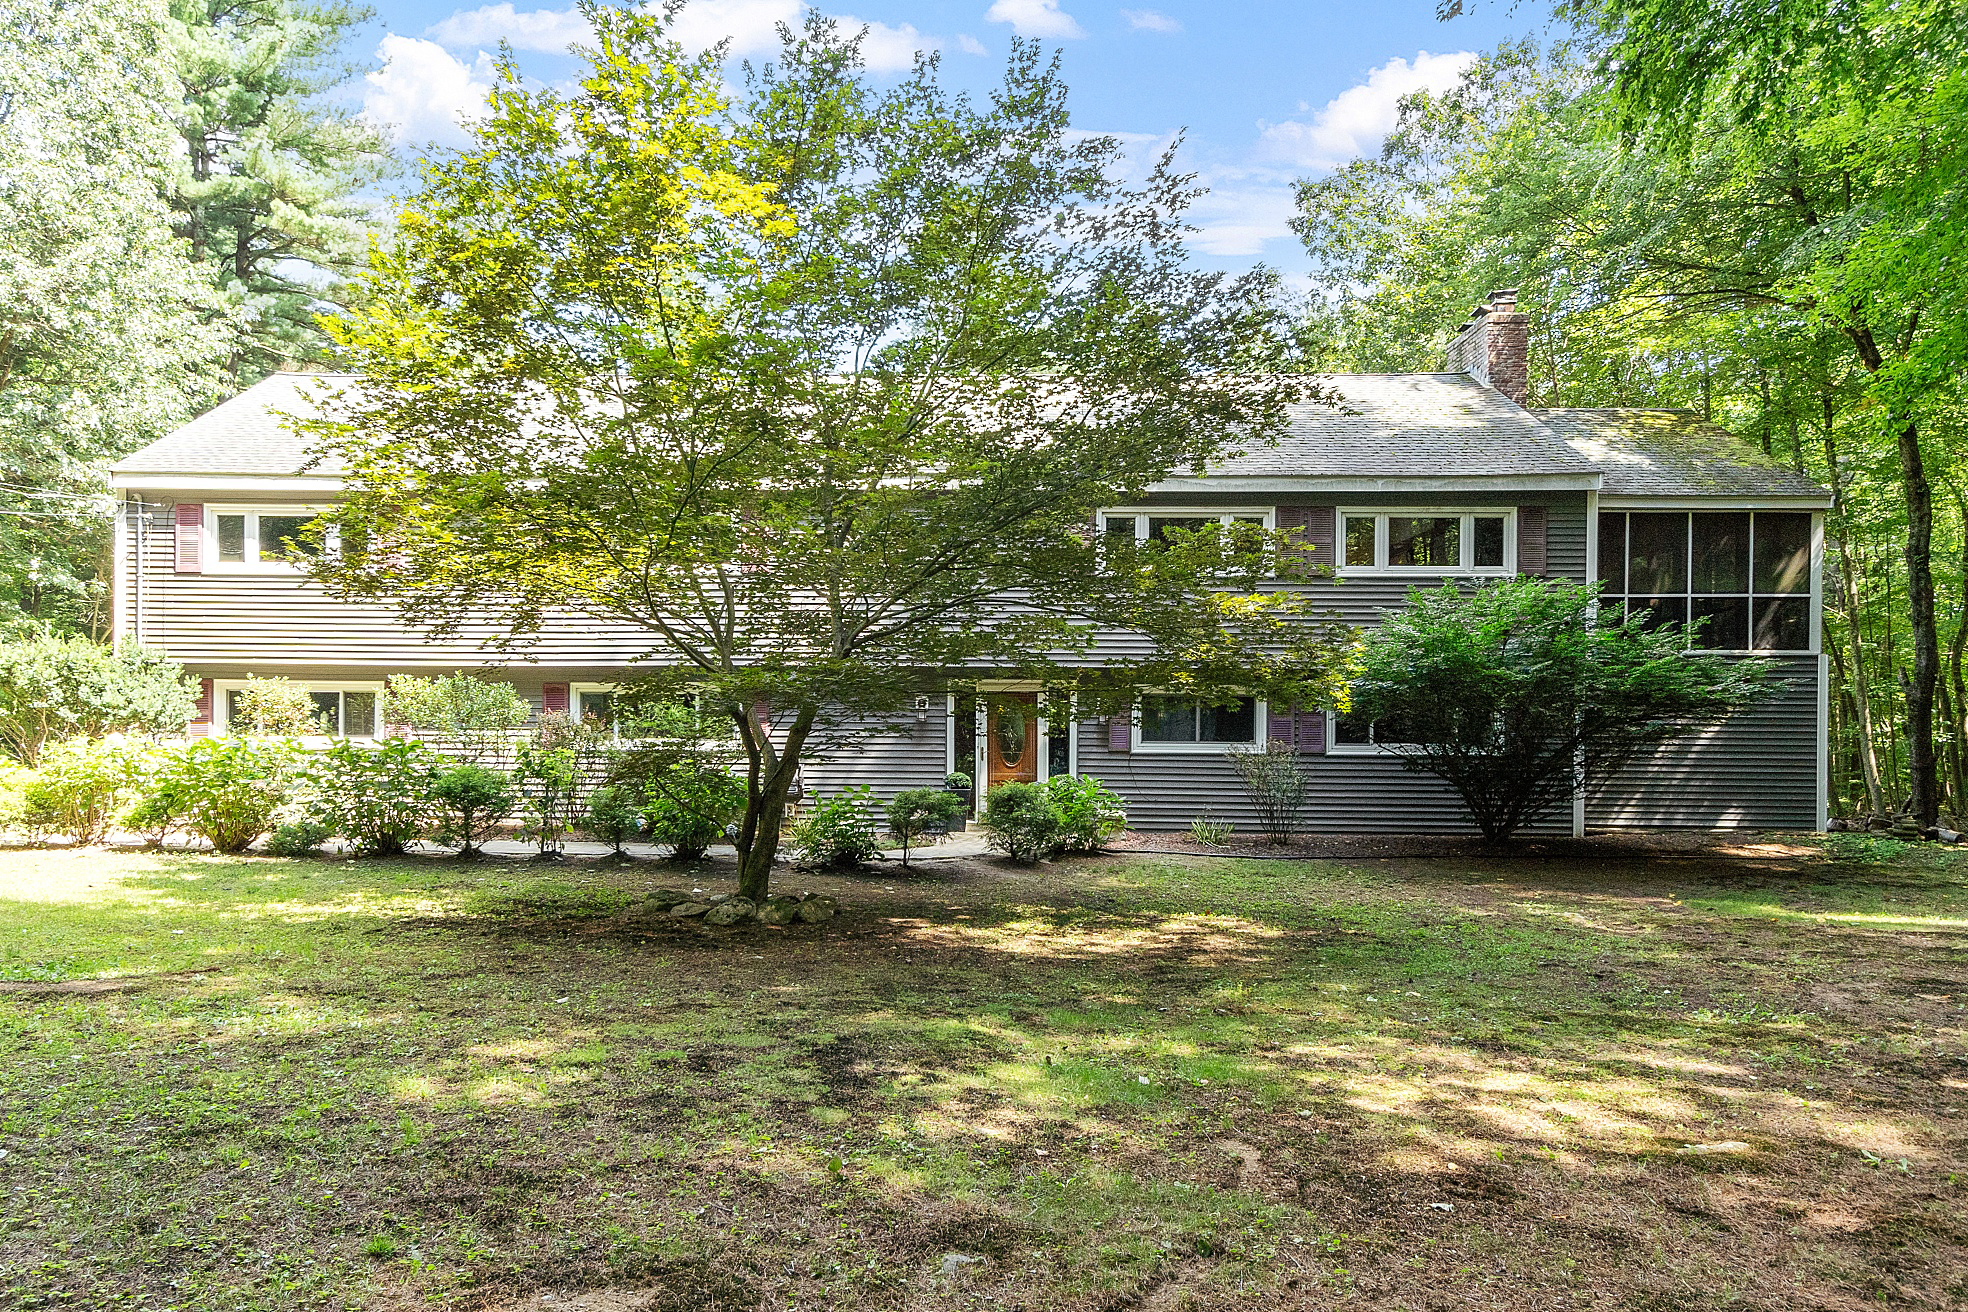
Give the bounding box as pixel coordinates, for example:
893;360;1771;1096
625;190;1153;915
7;843;1968;1309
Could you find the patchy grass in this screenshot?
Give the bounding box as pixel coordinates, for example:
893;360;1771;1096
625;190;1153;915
1;837;1965;1310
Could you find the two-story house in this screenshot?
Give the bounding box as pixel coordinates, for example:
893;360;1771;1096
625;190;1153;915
106;292;1832;835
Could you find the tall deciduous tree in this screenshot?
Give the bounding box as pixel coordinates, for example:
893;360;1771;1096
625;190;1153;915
167;0;391;380
308;8;1352;899
0;0;232;635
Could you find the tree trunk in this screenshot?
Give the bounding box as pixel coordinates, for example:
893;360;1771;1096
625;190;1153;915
1897;414;1941;828
1821;414;1888;816
733;704;816;902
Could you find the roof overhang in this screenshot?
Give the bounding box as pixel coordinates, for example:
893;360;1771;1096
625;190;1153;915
1150;473;1603;495
1598;494;1833;511
108;474;345;493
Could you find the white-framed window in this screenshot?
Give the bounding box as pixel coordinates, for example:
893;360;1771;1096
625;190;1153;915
1134;693;1267;753
205;506;335;573
213;679;383;738
1337;508;1515;576
1100;507;1276;547
1327;709;1421;755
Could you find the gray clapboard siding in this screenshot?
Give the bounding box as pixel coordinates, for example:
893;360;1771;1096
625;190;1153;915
1588;655;1820;830
801;713;949;804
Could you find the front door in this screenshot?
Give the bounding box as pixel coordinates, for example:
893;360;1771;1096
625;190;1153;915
986;693;1039;789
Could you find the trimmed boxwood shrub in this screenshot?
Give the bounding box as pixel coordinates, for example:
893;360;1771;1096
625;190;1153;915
981;781;1063;863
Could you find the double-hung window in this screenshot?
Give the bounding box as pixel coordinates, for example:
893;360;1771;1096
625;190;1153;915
1597;511;1814;652
1135;694;1261;752
1338;509;1514;575
206;507;331;572
1329;710;1421;753
217;681;380;737
1101;508;1275;548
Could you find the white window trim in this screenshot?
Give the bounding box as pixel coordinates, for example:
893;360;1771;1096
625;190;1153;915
1132;694;1269;754
204;505;336;574
1336;507;1517;577
212;678;385;740
1325;710;1407;756
1100;507;1278;541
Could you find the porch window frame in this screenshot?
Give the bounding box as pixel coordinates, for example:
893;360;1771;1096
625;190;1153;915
1131;692;1269;755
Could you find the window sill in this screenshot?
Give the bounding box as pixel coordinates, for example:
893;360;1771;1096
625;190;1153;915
1132;740;1262;754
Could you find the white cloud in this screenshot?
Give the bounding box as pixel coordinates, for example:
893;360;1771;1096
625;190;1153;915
427;3;590;53
426;1;934;73
956;33;988;55
1120;9;1180;32
984;0;1086;40
1186;181;1299;258
1257;50;1475;170
362;35;496;148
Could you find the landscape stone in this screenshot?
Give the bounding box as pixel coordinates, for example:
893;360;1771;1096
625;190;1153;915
669;901;713;918
796;900;835;923
757;898;801;926
704;898;756;926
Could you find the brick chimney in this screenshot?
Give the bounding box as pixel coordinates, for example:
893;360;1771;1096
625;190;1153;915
1443;289;1529;406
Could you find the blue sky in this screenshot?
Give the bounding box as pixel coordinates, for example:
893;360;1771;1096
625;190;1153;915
355;1;1558;277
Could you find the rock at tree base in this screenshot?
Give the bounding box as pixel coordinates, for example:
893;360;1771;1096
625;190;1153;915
646;890;692;909
704;898;757;926
757;898;803;926
669;901;713;918
795;900;835;924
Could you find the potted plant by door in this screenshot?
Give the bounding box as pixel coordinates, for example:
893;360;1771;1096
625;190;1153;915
944;771;975;817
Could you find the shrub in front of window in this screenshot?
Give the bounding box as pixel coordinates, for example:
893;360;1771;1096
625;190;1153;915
300;738;444;856
584;784;642;858
16;736;142;845
885;787;967;866
432;763;516;858
1041;774;1127;851
231;676;320;736
0;634;199;766
384;674;531;765
981;781;1065;863
514;712;614;858
138;736;301;853
1350;578;1773;841
790;787;882;869
635;762;747;861
1228;741;1310;845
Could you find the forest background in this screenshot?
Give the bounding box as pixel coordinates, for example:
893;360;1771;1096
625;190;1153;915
4;0;1961;823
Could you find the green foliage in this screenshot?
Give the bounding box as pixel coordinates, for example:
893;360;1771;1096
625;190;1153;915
382;675;530;766
885;787;967;866
264;819;331;857
1189;814;1233;846
165;0;390;379
304;10;1354;900
230;676;318;737
298;738;442;856
635;762;746;862
430;764;514;858
1350;578;1770;840
1228;741;1310;845
944;772;973;791
981;782;1066;864
0;633;198;764
790;787;882;869
513;713;612;858
143;735;301;853
583;785;641;857
17;736;139;844
1041;774;1128;852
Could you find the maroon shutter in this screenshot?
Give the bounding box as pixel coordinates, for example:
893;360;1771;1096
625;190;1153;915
751;701;773;739
1275;505;1335;569
1107;713;1132;753
542;682;570;716
1517;505;1548;576
190;678;214;738
1273;705;1326;755
174;503;202;572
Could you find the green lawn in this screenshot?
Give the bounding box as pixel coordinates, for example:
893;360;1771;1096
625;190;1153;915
2;836;1964;1310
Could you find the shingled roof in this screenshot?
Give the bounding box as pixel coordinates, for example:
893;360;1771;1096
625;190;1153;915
1532;408;1828;500
107;371;1828;503
109;372;349;477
